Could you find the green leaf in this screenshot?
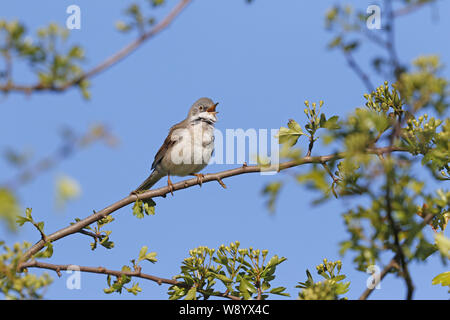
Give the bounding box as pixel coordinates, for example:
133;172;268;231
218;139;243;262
25;208;32;220
262;182;282;212
269;286;290;296
435;233;450;258
239;277;257;297
138;245;157;263
34;242;53;259
143;199;156;215
139;245;148;260
261;281;271;291
343;41;359;52
322;115;340;129
16;215;31;226
185;286;197;300
132;199;156;218
277;120;305;146
115;21;132;32
328;36;342;49
0;188;22;231
36;221;45;233
265;255;280;269
132;200;144;219
333;274;346;282
287;119;303;133
212;272;233;284
126;282;142;295
99;237;114;250
432;271;450;287
335;281;350;295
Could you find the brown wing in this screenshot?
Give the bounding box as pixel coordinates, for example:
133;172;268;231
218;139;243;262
151;119;187;170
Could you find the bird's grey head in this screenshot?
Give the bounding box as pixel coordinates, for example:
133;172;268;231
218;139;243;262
188;97;219;124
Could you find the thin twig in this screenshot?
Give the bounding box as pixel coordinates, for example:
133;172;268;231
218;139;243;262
376;106;414;300
321;162;339;183
343;51;374;93
385;166;414;299
359;213;435;300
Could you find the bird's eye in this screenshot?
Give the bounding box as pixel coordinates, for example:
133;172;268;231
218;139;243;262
199;105;204;111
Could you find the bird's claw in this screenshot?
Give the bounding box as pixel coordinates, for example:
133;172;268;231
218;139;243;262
192;173;205;187
167;175;174;196
130;190;142;200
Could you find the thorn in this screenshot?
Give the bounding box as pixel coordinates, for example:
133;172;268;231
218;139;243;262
216;177;227;189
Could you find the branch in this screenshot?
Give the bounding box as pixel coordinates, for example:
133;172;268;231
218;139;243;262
17;146;406;270
0;0;192;94
359;213;435;300
20;260;241;300
385;167;415;300
382;107;414;300
343;51;374;93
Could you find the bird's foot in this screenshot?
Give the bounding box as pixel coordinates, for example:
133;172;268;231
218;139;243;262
191;173;205;187
130;190;144;200
167;175;174;196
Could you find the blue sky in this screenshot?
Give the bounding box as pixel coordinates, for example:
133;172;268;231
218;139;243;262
1;0;449;299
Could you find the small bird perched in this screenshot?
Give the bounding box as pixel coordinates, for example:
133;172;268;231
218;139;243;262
132;97;219;194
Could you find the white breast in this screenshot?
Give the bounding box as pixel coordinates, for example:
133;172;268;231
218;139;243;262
165;121;215;176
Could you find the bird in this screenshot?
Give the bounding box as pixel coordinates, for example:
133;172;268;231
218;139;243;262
131;97;219;195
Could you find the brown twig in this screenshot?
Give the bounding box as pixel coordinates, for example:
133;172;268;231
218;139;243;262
0;0;192;95
321;162;339;183
385;168;415;300
359;213;435;300
343;51;374;93
359;259;399;300
16;146;406;271
306;136;314;157
77;229;105;241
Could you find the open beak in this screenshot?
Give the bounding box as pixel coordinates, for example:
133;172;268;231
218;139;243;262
206;102;219;114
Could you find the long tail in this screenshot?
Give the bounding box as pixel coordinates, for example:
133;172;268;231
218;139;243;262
132;170;164;193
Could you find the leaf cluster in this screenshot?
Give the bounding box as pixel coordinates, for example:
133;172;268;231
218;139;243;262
168;241;288;300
